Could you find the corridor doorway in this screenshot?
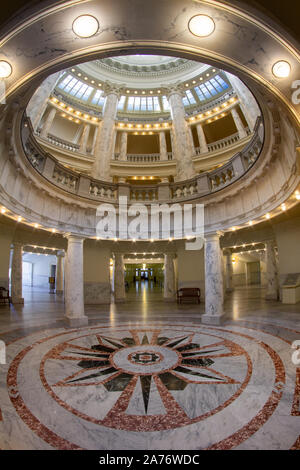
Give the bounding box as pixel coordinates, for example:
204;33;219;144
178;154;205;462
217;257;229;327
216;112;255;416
124;262;164;301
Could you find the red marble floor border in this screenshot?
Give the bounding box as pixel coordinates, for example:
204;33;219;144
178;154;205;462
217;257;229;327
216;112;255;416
291;368;300;416
290;435;300;450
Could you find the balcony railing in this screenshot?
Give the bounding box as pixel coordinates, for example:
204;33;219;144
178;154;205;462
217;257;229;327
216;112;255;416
22;114;263;204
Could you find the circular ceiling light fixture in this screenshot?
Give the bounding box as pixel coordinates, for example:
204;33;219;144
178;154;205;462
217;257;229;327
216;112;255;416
72;15;99;38
188;15;215;37
272;60;291;78
0;60;12;78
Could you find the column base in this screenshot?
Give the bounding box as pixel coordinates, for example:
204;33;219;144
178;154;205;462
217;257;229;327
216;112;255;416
265;293;278;300
65;316;89;327
115;298;125;303
56;290;63;295
226;288;233;293
164;297;176;302
201;313;224;325
11;297;24;305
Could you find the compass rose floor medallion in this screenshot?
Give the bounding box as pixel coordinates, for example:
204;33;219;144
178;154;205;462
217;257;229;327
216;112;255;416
0;322;299;450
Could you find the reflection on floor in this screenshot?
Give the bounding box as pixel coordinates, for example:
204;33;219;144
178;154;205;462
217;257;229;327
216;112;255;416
0;286;299;450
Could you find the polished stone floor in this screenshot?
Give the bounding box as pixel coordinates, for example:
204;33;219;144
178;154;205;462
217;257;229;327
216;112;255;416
0;283;299;450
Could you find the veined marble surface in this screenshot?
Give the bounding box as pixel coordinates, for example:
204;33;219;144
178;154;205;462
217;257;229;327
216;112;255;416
0;310;299;450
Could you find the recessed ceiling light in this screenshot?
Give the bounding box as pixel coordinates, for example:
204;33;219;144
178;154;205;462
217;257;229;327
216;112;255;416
188;15;215;37
72;15;99;38
272;60;291;78
0;61;12;78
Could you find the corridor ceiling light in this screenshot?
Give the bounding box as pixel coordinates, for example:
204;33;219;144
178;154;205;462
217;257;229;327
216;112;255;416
231;227;236;231
296;191;300;200
188;14;215;37
72;15;99;38
1;207;6;214
34;223;39;228
281;203;286;211
272;60;291;78
266;213;271;219
0;61;12;78
249;221;253;225
52;228;56;233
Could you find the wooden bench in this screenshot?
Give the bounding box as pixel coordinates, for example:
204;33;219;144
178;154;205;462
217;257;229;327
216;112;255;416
177;287;201;304
0;287;11;305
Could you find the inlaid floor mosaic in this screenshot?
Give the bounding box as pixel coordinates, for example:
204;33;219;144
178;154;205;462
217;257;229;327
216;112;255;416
0;319;299;450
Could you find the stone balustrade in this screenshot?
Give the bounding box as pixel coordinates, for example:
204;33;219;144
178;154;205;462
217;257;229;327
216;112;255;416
22;114;263;204
36;129;92;154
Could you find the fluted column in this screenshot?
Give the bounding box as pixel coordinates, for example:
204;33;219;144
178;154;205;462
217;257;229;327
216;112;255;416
11;243;24;304
168;90;195;180
65;235;88;326
265;241;279;300
164;253;176;301
56;251;64;294
40;107;57;138
159;131;168;161
79;124;90;153
114;253;125;302
196;123;208;153
93;91;119;181
202;233;224;325
231;107;247;139
26;71;61;131
119;131;128;160
225;250;234;292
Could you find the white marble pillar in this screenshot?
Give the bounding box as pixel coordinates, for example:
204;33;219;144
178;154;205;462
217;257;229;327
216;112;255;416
159;131;168;161
26;71;61;131
168;90;195;181
64;235;88;326
56;251;64;294
265;241;279;300
11;243;24;304
93;91;119;181
188;126;196;155
91;125;99;155
114;253;125;302
119;131;128;160
225;251;234;292
196;123;208;153
224;72;260;132
202;233;224;325
40;107;57;138
164;253;176;301
79;124;90;153
231;107;247;139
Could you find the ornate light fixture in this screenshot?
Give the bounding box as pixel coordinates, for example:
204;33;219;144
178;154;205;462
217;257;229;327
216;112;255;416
72;15;99;38
188;15;215;37
0;60;12;78
272;60;291;78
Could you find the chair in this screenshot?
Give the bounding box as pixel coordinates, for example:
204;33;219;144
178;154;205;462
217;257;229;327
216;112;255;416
0;287;11;305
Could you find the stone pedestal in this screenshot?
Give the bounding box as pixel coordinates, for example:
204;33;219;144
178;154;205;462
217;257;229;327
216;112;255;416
202;233;224;325
93;91;119;181
164;253;176;301
11;243;24;304
56;250;64;294
114;253;125;302
64;235;88;326
225;251;234;292
265;240;279;300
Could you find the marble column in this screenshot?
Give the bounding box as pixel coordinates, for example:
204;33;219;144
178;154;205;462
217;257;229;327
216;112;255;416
56;251;64;294
11;243;24;304
114;253;125;302
40;107;57;138
26;71;61;131
265;241;279;300
159;131;168;161
79;124;90;153
119;131;128;160
231;107;247;139
168;90;195;181
91;125;99;155
93;90;119;181
196;123;208;153
202;233;224;325
225;251;234;292
64;235;88;326
188;126;196;155
164;253;176;301
224;72;260;132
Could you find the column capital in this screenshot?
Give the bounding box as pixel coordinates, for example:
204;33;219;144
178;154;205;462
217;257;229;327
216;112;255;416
64;233;85;243
102;82;123;98
166;84;185;100
56;250;65;258
204;231;224;241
